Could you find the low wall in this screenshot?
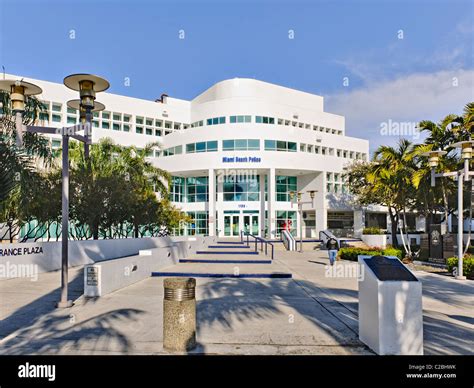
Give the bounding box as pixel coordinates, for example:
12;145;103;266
84;236;217;297
0;235;215;278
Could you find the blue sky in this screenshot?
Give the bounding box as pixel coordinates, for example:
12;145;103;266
1;0;473;153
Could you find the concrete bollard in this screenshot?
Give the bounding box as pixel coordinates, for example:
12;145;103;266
163;277;197;352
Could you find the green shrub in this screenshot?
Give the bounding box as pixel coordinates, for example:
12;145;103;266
446;255;474;279
338;246;403;261
362;227;384;235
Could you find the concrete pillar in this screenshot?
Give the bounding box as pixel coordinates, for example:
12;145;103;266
163;277;196;352
259;173;265;237
208;169;215;236
268;168;276;239
354;210;365;238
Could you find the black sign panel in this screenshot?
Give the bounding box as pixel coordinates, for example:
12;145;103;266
429;224;443;259
364;255;418;281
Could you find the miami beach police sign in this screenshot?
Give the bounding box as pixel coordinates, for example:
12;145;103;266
222;156;261;163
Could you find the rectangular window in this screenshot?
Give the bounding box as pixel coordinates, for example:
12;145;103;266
248;139;260;150
186;177;209;203
113;123;121;131
223;175;260;202
155;119;163;127
155;129;162;136
146;127;153;135
136;117;143;125
186;143;195;153
276;211;297;237
276;176;297;202
102;112;110;120
123;115;131;123
123;124;130;132
67;107;76;115
207;141;218;151
136;126;143;134
67;116;76;124
264;140;276;150
52;103;62;112
52;114;61;123
102;121;110;129
113;113;121;121
223;140;234;150
196;142;206;152
146;118;153;126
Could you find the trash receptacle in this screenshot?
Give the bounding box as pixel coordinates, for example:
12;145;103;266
163;277;196;352
358;255;423;355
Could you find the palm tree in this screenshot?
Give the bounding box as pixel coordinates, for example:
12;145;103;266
370;139;417;256
418;115;461;226
0;90;55;241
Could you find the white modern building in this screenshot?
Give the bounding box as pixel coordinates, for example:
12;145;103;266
5;74;392;239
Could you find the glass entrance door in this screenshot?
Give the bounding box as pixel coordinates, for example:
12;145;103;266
243;214;259;235
224;215;240;236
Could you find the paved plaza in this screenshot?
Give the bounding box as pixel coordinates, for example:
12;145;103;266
0;247;473;355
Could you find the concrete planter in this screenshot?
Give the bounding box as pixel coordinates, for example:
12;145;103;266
361;234;387;249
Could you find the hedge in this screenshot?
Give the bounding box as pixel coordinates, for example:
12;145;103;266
446;255;474;279
362;227;384;235
338;246;403;261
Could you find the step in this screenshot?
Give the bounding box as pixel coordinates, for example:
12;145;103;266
216;241;245;244
196;250;259;255
152;272;292;279
179;259;272;264
208;245;250;249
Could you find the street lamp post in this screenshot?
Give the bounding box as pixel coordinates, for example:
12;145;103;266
0;74;109;307
289;190;317;253
423;140;474;280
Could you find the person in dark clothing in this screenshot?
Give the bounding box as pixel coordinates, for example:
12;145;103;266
326;238;339;266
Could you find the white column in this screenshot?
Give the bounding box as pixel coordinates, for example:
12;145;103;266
216;171;224;237
208;169;215;236
259;173;265;237
268;168;276;239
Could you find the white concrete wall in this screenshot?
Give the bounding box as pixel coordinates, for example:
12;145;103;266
0;236;214;278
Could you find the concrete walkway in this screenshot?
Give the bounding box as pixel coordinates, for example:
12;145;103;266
0;249;472;355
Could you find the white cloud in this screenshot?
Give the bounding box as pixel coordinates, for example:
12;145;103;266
326;69;474;154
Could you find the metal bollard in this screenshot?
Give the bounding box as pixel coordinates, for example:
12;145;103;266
163;277;196;352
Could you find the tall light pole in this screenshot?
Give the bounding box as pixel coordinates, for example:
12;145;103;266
423;140;474;280
0;74;109;307
289;190;317;253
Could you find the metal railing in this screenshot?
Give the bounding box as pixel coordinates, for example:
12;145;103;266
241;231;275;260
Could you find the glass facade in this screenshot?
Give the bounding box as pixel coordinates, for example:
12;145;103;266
186;177;209;202
276;176;297;201
186;141;218;153
264;140;297;152
222;139;260;151
223;175;260;201
169;177;185;202
276;210;297;237
186;211;209;235
229;115;251;123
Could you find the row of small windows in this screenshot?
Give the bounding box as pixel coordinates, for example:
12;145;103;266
36;102;344;138
223;139;260;151
264;140;297;152
301;143;367;160
206;117;226;125
186;141;218;153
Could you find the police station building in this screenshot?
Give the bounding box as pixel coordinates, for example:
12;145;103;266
8;75;380;239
